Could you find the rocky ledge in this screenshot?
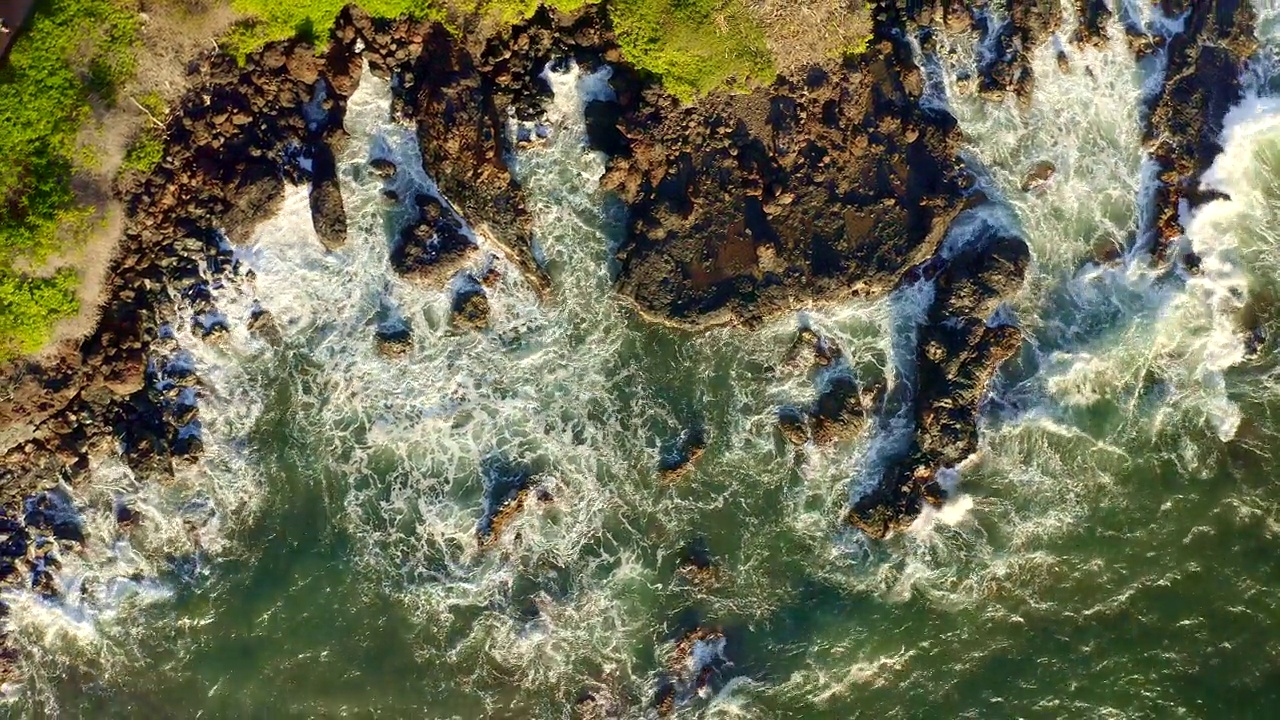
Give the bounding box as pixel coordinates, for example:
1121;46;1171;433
850;219;1030;538
602;27;969;328
1145;0;1258;261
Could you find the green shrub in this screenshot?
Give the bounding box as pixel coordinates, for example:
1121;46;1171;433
0;0;140;357
608;0;774;101
122;129;166;175
0;269;80;362
0;0;139;265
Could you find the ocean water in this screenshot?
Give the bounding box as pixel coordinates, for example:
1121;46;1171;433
6;5;1280;717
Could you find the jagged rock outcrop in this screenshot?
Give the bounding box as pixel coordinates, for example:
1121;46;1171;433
334;4;622;297
603;31;969;328
450;279;491;330
657;427;708;482
849;219;1029;538
976;1;1062;104
776;328;885;446
1145;0;1258;261
0;35;361;497
476;457;552;546
1072;0;1112;48
392;193;479;286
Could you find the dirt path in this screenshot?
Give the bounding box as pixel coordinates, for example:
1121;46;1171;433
0;0;35;65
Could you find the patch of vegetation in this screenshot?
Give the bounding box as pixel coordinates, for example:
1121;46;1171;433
0;270;80;361
121;92;168;175
609;0;774;101
224;0;446;58
0;0;140;358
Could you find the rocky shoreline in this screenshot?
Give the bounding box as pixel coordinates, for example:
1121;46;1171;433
0;0;1265;687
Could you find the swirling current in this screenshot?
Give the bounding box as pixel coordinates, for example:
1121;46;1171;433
6;5;1280;717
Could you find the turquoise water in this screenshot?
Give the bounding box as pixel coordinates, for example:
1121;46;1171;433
7;8;1280;718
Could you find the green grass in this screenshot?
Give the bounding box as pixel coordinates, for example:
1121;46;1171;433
608;0;774;101
0;0;142;360
0;270;80;360
225;0;446;58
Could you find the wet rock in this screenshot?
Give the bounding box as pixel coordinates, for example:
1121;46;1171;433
976;0;1063;105
675;537;719;587
374;322;413;358
657;427;708;482
656;626;730;714
476;458;548;547
1072;0;1113;48
1021;160;1057;192
1145;0;1258;261
850;219;1030;539
309;140;348;251
392;193;479;286
776;328;881;446
810;374;882;445
368;157;397;178
450;279;491;331
777;406;810;446
247;305;283;346
607;30;968;328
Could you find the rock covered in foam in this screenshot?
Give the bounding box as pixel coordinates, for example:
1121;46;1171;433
657;427;708;482
392;193;478;287
775;328;884;447
450;277;491;331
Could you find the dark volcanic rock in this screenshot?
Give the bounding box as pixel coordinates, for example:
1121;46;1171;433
849;219;1030;539
1145;0;1257;261
334;5;621;296
309;140;348;251
606;34;969;328
657;427;708;482
374;323;413;358
476;457;550;547
450;279;491;330
977;1;1063;105
776;328;883;446
392;193;478;286
1072;0;1113;48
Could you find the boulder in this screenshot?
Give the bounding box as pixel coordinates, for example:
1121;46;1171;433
392;194;479;286
309;141;348;251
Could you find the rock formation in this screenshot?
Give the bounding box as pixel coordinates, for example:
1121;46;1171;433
849;219;1029;538
603;29;969;328
1145;0;1258;261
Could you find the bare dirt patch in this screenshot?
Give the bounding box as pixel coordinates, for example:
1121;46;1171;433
746;0;873;76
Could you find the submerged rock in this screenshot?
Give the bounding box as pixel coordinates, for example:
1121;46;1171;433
655;626;731;714
476;458;551;547
657;427;708;482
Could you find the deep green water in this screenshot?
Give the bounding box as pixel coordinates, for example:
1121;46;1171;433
8;7;1280;718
